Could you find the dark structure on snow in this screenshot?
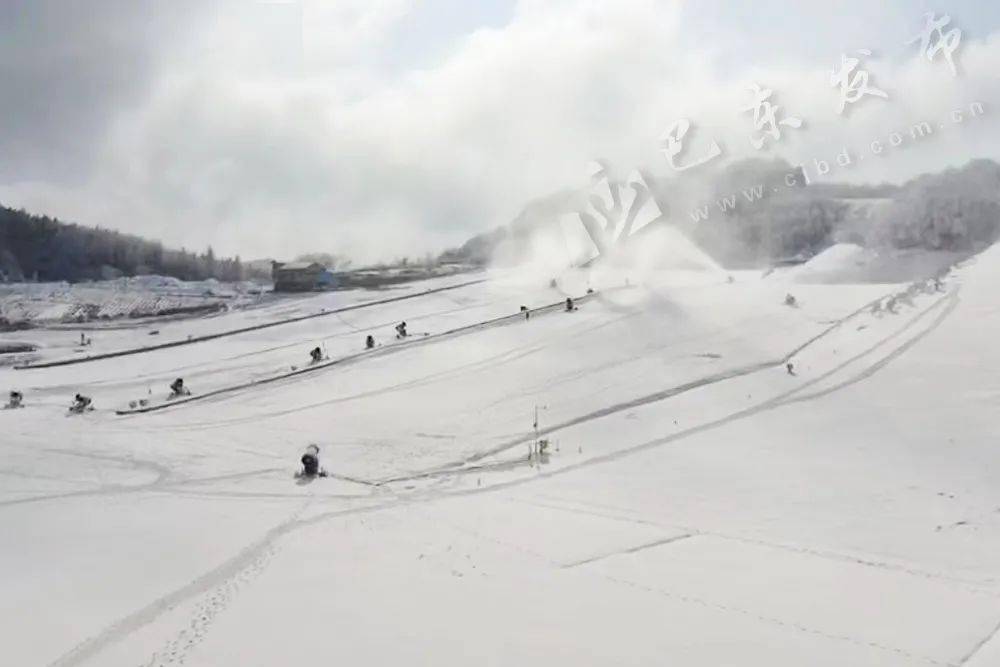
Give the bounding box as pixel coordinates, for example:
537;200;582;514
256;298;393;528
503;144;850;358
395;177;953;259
271;261;336;292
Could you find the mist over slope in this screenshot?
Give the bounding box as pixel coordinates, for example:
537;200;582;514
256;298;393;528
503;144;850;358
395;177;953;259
443;158;1000;274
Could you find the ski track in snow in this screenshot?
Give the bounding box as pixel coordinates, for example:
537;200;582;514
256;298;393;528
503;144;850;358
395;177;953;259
415;497;977;667
600;573;956;667
110;289;608;417
18;278;488;370
508;494;1000;594
141;541;280;667
425;288;962;511
960;616;1000;666
378;287;948;484
33;279;983;667
0;466;284;509
35;289;530;395
560;533;698;568
47;497;401;667
42;448;173;483
440;489;970;667
120;304;636;432
779;294;959;405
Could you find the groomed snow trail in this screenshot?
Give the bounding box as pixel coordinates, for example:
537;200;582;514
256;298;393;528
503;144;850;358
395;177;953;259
3;259;1000;667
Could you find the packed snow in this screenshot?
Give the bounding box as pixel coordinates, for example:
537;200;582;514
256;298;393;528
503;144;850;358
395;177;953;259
788;243;965;285
2;250;999;667
0;276;268;329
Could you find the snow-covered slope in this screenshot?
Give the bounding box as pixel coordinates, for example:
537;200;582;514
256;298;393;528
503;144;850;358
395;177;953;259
2;250;998;667
788;242;967;285
0;276;270;329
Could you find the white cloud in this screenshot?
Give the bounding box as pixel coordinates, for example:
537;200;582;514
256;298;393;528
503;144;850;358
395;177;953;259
1;0;998;263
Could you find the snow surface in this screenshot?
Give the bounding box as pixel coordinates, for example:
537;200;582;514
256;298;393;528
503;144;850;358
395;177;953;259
0;276;267;328
789;243;966;285
2;252;999;666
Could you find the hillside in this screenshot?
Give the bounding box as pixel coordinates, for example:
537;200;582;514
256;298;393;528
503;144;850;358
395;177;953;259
2;244;999;665
444;159;1000;272
0;205;253;283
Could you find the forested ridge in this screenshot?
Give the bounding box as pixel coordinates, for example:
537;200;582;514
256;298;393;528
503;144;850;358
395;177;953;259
0;205;256;282
442;158;1000;268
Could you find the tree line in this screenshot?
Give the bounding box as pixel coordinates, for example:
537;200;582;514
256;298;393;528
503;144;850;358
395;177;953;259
445;158;1000;269
0;205;265;283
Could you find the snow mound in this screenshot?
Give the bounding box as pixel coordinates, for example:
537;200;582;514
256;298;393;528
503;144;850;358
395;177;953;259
802;244;875;274
791;244;967;284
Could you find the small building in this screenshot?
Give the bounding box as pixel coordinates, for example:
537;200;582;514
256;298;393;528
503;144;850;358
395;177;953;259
272;261;337;292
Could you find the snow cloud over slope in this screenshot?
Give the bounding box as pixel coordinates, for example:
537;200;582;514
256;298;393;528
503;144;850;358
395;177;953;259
0;1;998;263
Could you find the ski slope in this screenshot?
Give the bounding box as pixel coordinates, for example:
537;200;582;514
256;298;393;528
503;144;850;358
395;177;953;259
2;252;1000;667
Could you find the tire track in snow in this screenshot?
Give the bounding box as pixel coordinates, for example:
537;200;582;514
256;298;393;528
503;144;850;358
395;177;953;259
0;467;283;509
41;290;526;393
461;289;958;491
352;291;971;667
47;515;300;667
139;540;281;667
401;359;780;478
391;288;955;484
420;490;960;666
18;278;488;370
780;294;960;405
46;497;402;667
37;289;961;666
124;329;570;431
0;449;173;508
10;289;951;512
35;288;964;665
599;573;956;667
126;303;639;432
420;492;964;667
960;616;1000;666
561;533;697;568
472;306;790;411
518;493;1000;594
112;289;609;416
43;448;172;483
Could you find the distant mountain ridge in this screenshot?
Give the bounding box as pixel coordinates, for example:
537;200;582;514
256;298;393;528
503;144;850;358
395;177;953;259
0;205;259;283
5;159;997;284
442;159;1000;269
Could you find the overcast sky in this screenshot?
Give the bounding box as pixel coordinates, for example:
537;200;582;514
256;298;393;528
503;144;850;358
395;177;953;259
1;0;998;262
